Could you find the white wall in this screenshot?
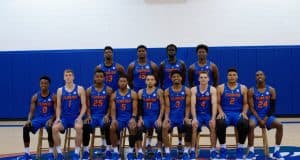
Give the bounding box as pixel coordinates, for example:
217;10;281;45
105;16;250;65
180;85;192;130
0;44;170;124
0;0;299;51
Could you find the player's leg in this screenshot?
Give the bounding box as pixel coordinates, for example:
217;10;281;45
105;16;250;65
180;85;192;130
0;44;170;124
52;118;66;159
267;116;283;158
216;114;230;160
162;119;172;159
127;118;137;160
246;116;258;159
235;113;249;159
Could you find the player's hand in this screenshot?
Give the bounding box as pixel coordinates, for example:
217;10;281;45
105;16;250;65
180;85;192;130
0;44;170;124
129;118;137;128
84;117;92;124
137;119;144;127
192;119;198;128
54;118;61;124
155;119;162;128
184;118;192;125
258;119;266;128
240;112;248;120
46;119;54;127
75;118;83;124
25;120;32;127
217;112;226;119
103;115;110;124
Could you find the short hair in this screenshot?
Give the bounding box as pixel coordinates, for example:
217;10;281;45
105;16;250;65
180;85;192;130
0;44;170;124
64;69;74;75
94;68;106;77
198;71;209;76
196;44;208;53
40;75;51;84
166;44;177;51
170;70;182;77
227;68;238;74
137;45;147;51
104;46;113;52
118;74;128;80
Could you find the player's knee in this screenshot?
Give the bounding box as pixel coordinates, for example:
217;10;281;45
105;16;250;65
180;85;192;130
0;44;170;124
136;127;144;141
23;125;31;134
237;118;249;130
83;124;92;134
277;123;283;131
216;119;226;129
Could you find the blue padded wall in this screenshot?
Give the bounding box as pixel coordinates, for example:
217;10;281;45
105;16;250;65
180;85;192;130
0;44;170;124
0;45;299;119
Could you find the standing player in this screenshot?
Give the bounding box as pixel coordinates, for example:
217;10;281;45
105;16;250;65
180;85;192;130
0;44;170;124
52;69;87;160
96;46;126;91
188;44;219;87
246;70;283;159
21;76;56;160
127;45;159;92
190;71;217;159
162;70;193;160
216;68;249;160
82;69;113;159
109;75;138;160
136;74;165;159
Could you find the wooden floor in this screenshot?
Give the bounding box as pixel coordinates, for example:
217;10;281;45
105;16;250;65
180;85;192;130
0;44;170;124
0;118;299;155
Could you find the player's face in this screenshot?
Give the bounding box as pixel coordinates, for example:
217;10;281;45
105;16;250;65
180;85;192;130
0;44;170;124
94;72;105;85
171;73;182;85
146;75;156;87
40;79;49;91
256;71;265;83
118;77;128;89
227;71;238;83
199;73;209;85
197;48;207;60
64;72;74;83
167;46;176;57
137;48;147;58
104;49;113;60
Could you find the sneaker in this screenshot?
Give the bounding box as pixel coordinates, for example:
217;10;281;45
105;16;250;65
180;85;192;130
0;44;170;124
210;150;217;159
83;151;89;160
236;147;244;159
155;152;162;160
127;152;134;160
190;151;196;159
72;153;80;160
165;153;171;160
56;153;64;160
137;152;144;160
219;148;227;160
273;151;283;159
182;152;189;160
21;153;32;160
46;153;54;160
246;151;255;159
111;152;120;160
105;150;112;159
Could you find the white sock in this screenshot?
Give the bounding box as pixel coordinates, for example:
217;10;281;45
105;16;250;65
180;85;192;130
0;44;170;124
184;147;189;153
101;138;106;146
220;144;226;148
157;148;162;153
75;147;80;154
49;147;54;153
128;147;134;153
138;148;143;153
238;143;244;148
191;147;195;151
113;147;118;153
249;146;254;152
211;147;216;152
83;146;89;152
178;140;182;145
165;147;170;153
25;147;30;154
106;145;111;151
56;146;62;154
274;145;280;152
146;138;151;146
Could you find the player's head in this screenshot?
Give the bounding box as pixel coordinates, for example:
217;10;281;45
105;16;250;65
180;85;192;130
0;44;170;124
196;44;208;61
104;46;113;60
166;44;177;58
94;69;106;85
118;74;128;89
171;70;182;85
227;68;238;83
64;69;74;83
137;45;147;59
145;74;156;88
39;75;51;91
198;71;209;85
256;70;266;84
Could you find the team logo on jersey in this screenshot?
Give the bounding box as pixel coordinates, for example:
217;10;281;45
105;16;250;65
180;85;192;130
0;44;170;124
73;91;77;95
112;66;116;69
145;65;150;69
175;64;179;67
103;91;106;94
205;92;209;96
127;94;130;97
266;91;270;95
206;66;209;69
153;93;156;96
181;91;185;95
236;89;240;93
48;98;51;101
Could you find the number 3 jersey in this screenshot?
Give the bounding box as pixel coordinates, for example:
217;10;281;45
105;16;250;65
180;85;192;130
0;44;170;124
89;85;109;117
116;89;133;121
169;86;186;123
35;91;55;118
253;85;271;116
221;83;243;112
61;85;81;118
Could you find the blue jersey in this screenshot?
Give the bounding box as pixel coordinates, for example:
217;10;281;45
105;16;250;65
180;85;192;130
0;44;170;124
98;62;119;91
116;89;133;121
142;87;160;118
169;86;186;122
162;59;184;89
61;85;81;118
221;83;243;112
133;60;153;91
89;85;109;117
253;86;271;116
35;92;55;117
196;85;211;115
193;61;213;86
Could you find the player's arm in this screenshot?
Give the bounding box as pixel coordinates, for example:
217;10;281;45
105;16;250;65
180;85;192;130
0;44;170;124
180;60;187;85
116;63;126;75
185;87;191;120
55;88;62;122
164;89;170;120
211;62;219;87
131;90;138;118
51;94;57;121
127;62;135;89
268;86;277;117
210;86;217;120
157;89;165;122
190;87;197;120
241;85;249;119
85;87;92;119
137;89;144;121
159;62;165;88
216;84;225;119
105;86;113;117
78;86;87;120
26;94;37;125
151;61;159;84
188;64;195;87
110;92;117;121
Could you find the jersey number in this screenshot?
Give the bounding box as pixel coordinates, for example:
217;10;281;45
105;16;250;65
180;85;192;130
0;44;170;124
175;101;180;108
258;101;268;108
93;99;103;107
146;102;152;109
121;103;126;111
229;98;235;105
201;101;206;108
42;106;47;113
139;72;146;79
106;74;113;82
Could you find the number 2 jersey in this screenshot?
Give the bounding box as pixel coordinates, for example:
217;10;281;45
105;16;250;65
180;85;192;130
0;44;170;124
221;83;243;113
